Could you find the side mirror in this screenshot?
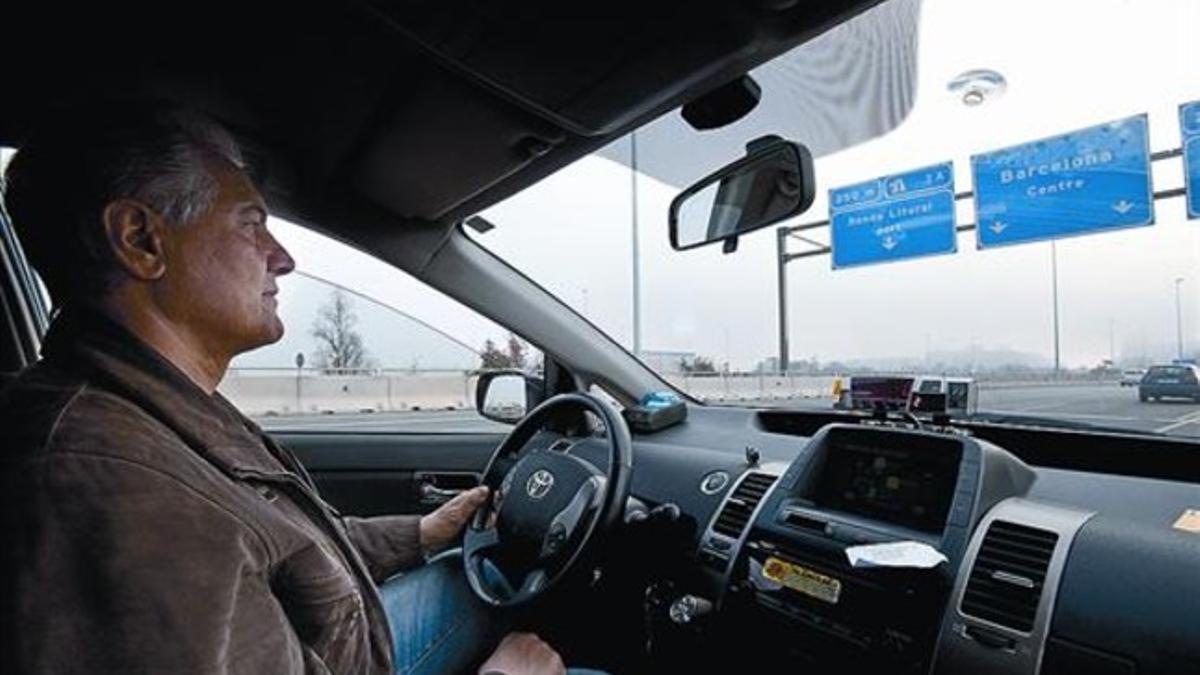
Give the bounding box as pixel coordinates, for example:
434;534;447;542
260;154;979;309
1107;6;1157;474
669;136;815;253
475;370;542;424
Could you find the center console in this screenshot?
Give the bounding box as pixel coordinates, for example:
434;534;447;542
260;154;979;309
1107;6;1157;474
697;424;1036;671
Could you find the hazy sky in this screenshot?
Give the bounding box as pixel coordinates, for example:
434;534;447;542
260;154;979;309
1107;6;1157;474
8;0;1197;375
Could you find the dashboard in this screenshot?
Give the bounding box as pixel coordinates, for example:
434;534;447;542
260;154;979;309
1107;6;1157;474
563;406;1200;675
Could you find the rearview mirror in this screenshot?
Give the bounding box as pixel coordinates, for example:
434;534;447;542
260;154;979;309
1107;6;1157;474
669;136;815;252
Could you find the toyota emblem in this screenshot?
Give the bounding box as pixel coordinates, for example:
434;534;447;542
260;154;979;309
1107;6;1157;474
526;469;555;500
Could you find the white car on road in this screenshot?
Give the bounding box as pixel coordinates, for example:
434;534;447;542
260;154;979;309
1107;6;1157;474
1120;369;1147;387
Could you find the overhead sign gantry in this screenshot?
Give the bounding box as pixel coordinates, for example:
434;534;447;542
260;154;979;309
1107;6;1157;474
773;108;1193;372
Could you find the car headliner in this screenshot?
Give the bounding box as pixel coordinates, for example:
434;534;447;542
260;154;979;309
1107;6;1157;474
2;0;885;251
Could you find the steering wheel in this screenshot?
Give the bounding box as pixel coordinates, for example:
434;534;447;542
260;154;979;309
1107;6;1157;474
463;392;632;607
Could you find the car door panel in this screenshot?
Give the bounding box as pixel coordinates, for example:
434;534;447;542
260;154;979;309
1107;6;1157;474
277;432;503;516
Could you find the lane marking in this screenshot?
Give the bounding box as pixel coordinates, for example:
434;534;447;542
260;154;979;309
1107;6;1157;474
1155;409;1200;433
1163;406;1200;422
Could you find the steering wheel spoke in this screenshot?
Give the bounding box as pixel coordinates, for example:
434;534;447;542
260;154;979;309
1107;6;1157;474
541;476;604;558
514;567;549;602
463;524;501;555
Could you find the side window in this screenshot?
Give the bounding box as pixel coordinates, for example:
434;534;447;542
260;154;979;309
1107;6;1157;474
1;146;52;358
220;219;541;433
3;147;52;316
4;147;524;432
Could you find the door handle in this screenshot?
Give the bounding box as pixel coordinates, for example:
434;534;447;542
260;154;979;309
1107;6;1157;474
415;472;481;505
420;484;466;501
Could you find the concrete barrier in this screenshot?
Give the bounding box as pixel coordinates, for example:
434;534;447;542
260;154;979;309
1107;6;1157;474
219;370;474;415
664;373;836;403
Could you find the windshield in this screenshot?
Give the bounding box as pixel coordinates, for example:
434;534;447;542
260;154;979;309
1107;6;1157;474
469;0;1200;437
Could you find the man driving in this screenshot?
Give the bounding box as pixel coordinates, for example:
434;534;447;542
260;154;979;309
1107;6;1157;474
0;104;582;675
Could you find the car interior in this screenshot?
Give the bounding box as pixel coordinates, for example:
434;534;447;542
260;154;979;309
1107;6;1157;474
2;2;1199;674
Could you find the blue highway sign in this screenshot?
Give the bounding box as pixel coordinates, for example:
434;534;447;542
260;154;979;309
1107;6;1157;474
1183;101;1200;220
972;115;1154;249
829;162;957;268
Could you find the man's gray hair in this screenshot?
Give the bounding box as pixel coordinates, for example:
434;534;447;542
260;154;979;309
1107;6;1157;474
108;109;246;228
3;103;252;307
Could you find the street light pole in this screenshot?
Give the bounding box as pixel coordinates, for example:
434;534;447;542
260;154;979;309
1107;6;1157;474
630;131;642;357
777;227;789;373
294;352;305;414
1108;318;1115;365
1175;277;1185;360
1051;241;1061;374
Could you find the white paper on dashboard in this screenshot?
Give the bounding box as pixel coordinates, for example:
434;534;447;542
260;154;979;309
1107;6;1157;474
844;541;948;569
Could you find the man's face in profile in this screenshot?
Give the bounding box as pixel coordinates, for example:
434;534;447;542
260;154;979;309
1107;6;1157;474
153;163;295;357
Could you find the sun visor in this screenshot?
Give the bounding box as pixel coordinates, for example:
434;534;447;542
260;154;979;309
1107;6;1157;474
597;0;920;188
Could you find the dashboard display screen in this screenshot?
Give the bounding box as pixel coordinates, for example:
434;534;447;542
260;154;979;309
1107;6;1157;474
814;435;960;533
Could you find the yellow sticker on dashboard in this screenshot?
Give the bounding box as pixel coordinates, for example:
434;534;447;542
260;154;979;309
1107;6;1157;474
1173;509;1200;533
762;556;842;605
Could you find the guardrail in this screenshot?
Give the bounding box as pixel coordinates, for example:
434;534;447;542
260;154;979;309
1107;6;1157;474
662;372;835;403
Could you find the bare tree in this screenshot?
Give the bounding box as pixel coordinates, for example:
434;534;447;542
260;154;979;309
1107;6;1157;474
479;339;509;369
680;355;717;373
479;333;534;370
506;334;528;369
311;290;373;372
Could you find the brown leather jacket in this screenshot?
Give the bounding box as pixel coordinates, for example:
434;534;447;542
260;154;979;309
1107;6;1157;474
0;310;423;674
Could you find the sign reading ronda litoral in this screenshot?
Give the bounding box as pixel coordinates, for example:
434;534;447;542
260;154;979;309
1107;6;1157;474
972;115;1154;249
829;162;957;268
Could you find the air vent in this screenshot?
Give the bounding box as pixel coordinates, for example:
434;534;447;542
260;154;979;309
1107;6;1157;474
712;472;776;538
961;520;1059;632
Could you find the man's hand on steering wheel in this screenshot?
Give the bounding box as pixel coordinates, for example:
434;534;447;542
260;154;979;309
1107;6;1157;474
420;486;491;555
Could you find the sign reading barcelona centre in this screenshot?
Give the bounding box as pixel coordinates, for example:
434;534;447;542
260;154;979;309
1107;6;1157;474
972;115;1154;249
1182;101;1200;220
829;162;957;269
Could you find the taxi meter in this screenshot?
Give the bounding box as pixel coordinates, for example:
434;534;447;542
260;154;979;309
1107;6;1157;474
835;375;977;417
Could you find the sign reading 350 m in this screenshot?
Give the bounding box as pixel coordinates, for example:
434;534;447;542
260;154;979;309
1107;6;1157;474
972;115;1154;249
829;161;957;269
